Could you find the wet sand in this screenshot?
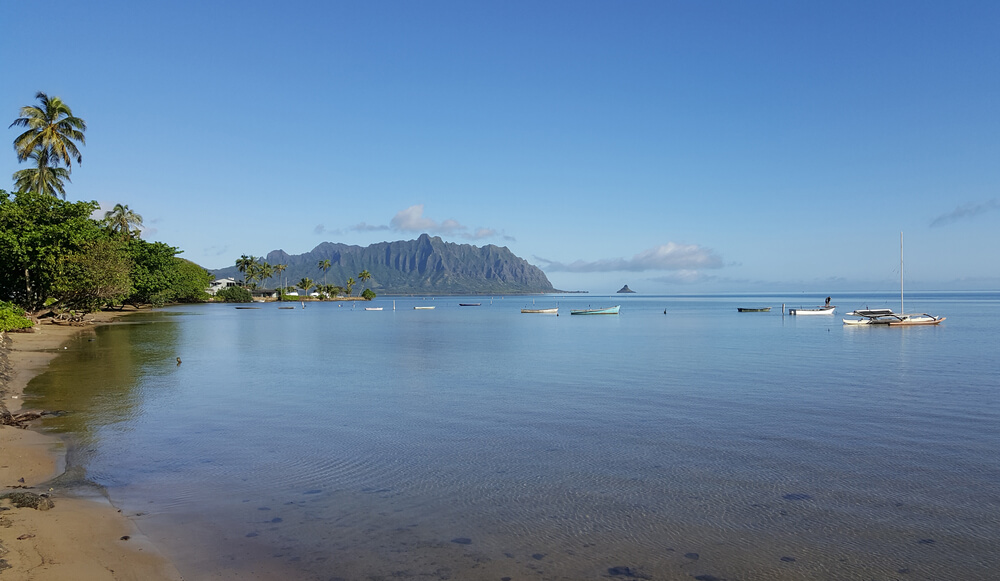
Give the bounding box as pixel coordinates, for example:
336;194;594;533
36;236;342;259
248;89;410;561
0;312;183;581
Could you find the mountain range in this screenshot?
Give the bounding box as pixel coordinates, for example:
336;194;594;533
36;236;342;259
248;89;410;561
211;234;557;295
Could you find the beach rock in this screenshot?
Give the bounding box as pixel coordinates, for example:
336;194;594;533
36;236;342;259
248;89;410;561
0;491;54;510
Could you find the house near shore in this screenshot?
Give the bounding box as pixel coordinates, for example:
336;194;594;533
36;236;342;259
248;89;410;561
207;277;239;295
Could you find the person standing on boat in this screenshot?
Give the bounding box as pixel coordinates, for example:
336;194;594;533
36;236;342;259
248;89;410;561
825;296;831;307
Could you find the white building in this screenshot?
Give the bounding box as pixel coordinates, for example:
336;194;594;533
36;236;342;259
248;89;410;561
207;277;239;295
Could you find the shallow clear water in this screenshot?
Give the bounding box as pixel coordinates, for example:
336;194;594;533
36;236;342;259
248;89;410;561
27;293;1000;580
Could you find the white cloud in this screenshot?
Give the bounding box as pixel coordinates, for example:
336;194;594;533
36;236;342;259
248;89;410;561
930;199;999;227
536;242;723;273
390;205;447;232
350;222;390;232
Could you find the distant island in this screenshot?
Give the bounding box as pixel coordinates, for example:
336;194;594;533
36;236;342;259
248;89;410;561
212;234;558;295
617;285;636;293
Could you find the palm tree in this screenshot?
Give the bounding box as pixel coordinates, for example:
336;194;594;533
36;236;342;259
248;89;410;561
318;259;331;286
358;270;372;294
345;277;355;296
9;92;86;198
330;285;345;298
273;264;287;299
12;151;70;198
103;203;144;240
236;255;255;287
297;278;314;296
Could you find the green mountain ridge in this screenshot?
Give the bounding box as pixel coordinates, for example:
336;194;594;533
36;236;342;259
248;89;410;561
212;234;557;295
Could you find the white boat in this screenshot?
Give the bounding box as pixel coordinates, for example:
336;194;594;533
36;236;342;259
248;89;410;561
365;307;383;311
843;233;945;327
414;306;435;310
789;305;835;315
521;307;558;314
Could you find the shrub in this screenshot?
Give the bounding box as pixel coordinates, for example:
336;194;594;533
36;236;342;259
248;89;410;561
215;286;252;303
0;301;33;332
361;288;376;300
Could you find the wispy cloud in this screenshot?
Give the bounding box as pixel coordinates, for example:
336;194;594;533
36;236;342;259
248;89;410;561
535;243;723;273
314;224;343;236
350;222;390;232
930;199;999;227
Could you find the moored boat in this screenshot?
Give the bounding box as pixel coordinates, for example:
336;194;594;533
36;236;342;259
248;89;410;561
365;307;383;311
570;305;620;315
737;307;771;312
789;306;835;315
521;307;558;314
842;234;944;327
414;306;435;310
459;303;481;307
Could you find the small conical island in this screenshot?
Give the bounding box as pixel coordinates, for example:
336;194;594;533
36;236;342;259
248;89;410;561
617;285;636;293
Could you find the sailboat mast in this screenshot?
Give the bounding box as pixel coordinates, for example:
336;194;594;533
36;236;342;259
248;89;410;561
900;231;904;314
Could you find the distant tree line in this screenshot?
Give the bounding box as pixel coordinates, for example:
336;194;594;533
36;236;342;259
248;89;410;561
232;255;376;301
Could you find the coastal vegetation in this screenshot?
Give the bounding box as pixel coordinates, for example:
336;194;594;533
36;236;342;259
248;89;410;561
215;286;251;303
2;93;214;317
0;301;33;332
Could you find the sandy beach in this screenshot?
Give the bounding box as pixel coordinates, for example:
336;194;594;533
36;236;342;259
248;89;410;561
1;313;183;581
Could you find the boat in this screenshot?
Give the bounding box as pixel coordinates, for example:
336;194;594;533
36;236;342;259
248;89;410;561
521;307;558;314
789;306;835;315
570;305;620;315
843;233;945;327
278;306;295;309
365;307;383;311
459;303;481;307
414;306;435;310
234;307;260;310
737;307;771;312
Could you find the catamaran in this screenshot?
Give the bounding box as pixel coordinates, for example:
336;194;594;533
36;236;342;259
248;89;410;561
843;233;945;326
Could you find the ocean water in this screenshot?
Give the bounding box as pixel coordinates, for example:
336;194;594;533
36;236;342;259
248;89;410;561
25;293;1000;580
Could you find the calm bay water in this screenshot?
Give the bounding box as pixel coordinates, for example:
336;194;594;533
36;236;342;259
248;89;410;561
26;293;1000;580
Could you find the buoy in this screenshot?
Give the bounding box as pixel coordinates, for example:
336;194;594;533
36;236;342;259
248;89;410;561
176;357;182;365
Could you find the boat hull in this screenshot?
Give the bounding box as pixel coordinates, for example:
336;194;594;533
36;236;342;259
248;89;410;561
413;306;435;310
521;308;558;314
789;306;835;315
570;305;621;315
737;307;771;312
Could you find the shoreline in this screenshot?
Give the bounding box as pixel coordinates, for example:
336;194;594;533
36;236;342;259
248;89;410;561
0;311;183;581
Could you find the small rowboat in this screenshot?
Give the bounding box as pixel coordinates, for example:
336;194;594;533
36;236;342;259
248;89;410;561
737;307;771;312
521;307;558;314
459;303;481;307
414;306;435;310
570;305;620;315
278;306;295;309
235;307;260;310
365;307;383;311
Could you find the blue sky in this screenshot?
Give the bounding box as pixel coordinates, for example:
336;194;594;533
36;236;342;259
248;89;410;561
3;1;998;293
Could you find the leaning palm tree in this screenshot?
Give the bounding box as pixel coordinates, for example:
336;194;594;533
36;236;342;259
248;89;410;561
10;92;86;197
345;277;356;296
12;151;70;198
318;259;331;286
103;203;144;240
358;270;372;293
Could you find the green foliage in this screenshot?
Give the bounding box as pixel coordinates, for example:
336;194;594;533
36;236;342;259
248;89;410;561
0;300;33;332
59;238;133;311
361;288;376;300
123;239;181;307
0;189;104;309
216;286;252;303
171;259;213;303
